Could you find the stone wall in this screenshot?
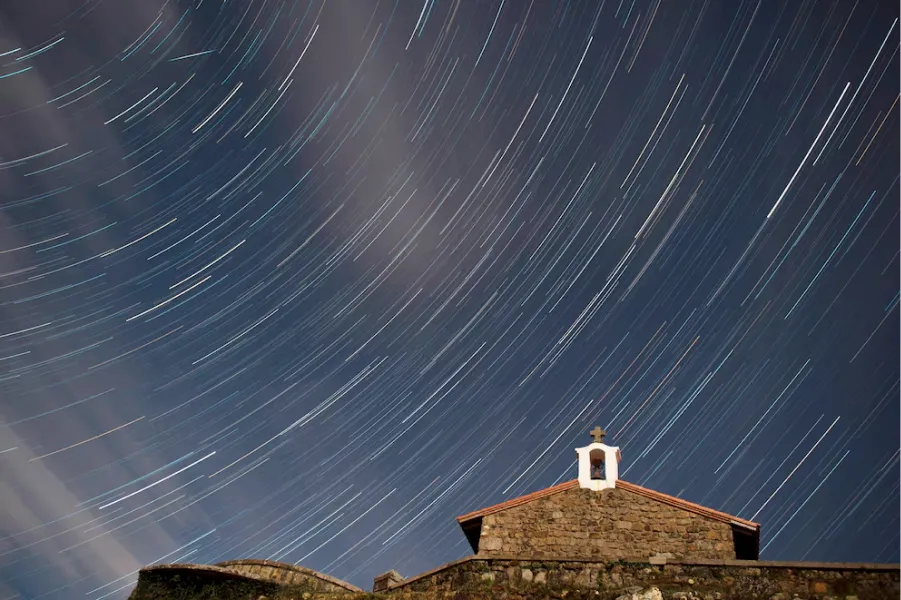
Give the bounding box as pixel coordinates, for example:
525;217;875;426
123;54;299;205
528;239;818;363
477;487;736;560
215;559;363;592
129;557;899;600
390;556;900;600
129;564;282;600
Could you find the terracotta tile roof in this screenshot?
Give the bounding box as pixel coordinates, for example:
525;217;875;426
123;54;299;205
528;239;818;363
456;479;759;531
456;479;579;523
457;479;579;525
615;480;759;530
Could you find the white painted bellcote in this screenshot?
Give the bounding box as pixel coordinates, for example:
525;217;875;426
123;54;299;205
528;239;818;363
576;426;621;491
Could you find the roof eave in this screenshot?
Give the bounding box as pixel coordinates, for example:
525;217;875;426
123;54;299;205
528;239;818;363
456;480;580;523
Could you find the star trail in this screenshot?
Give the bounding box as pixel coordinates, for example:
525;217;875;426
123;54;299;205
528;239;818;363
0;1;898;598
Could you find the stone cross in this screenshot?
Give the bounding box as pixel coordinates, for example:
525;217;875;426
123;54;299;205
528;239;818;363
590;426;606;443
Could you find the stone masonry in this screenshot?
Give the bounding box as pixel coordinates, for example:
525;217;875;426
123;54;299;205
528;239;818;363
389;556;900;600
130;556;900;600
214;559;363;592
476;486;735;560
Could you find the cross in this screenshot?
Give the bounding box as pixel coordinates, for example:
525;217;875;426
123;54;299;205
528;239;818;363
590;426;606;443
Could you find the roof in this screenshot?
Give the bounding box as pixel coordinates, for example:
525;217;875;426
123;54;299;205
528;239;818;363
457;479;580;523
456;479;760;531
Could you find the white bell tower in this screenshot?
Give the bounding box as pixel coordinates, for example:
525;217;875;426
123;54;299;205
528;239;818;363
576;426;621;491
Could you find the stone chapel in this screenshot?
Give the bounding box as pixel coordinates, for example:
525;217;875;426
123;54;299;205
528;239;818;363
132;427;900;599
454;426;760;562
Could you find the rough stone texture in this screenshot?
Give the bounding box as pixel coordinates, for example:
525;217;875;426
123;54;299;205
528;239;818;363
389;556;899;600
128;556;900;600
214;559;363;592
476;486;736;560
615;588;663;600
375;570;407;592
128;564;281;600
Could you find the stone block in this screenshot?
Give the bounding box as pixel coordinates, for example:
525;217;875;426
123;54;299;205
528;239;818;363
373;569;405;592
483;537;503;551
614;587;663;600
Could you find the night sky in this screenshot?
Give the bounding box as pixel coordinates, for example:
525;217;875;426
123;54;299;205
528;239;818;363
0;1;898;598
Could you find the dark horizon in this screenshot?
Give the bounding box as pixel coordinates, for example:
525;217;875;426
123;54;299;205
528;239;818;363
0;1;898;598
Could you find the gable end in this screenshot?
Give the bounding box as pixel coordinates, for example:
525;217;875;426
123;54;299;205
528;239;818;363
457;479;760;560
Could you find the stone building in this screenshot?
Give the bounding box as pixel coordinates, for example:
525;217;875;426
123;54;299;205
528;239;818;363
456;427;760;561
129;427;900;600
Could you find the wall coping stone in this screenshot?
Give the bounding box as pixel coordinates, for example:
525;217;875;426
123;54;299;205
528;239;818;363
387;554;900;591
388;556;473;590
374;569;406;592
141;563;267;582
215;558;364;592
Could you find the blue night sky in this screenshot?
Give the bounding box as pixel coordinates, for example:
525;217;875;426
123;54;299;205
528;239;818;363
0;1;898;598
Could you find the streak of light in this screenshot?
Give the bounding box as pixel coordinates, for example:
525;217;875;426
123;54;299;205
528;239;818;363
29;416;145;461
751;416;841;520
766;82;850;219
98;451;216;510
